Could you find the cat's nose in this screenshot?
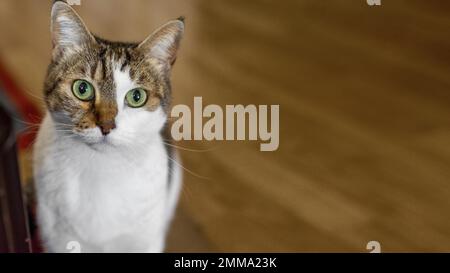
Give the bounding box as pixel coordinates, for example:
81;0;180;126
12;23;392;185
95;101;118;135
98;121;116;135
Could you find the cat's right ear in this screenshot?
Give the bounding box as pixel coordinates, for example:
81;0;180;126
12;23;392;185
50;1;95;60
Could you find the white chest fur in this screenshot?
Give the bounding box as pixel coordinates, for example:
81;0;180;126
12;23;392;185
33;115;171;252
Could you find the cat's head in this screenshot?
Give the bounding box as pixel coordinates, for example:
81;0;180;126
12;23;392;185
44;1;184;147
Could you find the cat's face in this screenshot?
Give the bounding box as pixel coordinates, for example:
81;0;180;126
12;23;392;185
44;2;184;147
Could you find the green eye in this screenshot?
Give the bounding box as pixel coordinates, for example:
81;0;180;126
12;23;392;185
72;80;94;101
125;88;148;108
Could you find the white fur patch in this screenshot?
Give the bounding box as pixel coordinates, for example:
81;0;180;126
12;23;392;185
108;64;167;147
33;64;180;253
113;66;136;113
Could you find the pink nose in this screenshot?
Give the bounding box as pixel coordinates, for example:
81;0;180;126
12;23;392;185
98;120;116;135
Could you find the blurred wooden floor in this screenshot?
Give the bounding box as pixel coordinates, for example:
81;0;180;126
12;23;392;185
1;0;450;252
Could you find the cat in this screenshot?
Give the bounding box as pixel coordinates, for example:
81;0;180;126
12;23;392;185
33;1;184;252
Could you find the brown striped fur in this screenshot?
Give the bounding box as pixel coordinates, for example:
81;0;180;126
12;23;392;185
45;1;184;133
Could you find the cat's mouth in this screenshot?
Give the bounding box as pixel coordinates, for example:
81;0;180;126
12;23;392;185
86;136;111;148
80;135;120;151
72;127;114;146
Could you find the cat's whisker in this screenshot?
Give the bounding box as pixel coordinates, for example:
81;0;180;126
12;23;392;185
54;122;73;126
23;89;46;104
53;122;75;128
108;135;214;182
11;116;41;127
166;154;210;181
162;141;217;153
53;124;74;129
54;128;74;132
17;129;40;138
113;131;218;153
54;131;75;134
105;134;209;180
54;133;78;140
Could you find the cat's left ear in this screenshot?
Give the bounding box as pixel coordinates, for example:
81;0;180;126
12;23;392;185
138;17;185;67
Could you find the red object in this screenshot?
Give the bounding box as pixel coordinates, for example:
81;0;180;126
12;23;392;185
0;60;42;150
0;59;43;252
